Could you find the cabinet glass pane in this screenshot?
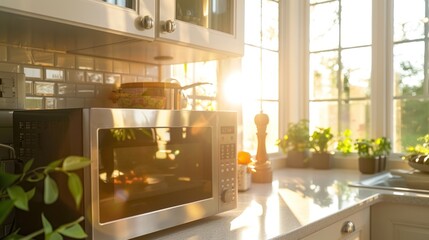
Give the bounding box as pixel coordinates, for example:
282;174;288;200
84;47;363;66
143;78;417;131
102;0;134;9
176;0;233;34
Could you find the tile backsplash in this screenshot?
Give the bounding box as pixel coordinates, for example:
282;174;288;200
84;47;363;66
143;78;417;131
0;44;159;109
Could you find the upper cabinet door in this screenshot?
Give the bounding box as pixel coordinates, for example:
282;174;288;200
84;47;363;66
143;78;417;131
158;0;244;56
0;0;156;40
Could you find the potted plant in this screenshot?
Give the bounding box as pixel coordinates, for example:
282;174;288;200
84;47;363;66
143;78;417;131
354;137;391;174
374;137;392;171
0;156;90;239
276;119;310;168
354;138;378;174
309;127;334;169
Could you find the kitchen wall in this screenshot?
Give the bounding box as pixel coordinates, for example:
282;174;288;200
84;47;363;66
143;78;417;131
0;43;160;109
0;44;162;159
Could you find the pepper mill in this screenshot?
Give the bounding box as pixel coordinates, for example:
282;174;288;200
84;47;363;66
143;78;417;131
252;112;273;183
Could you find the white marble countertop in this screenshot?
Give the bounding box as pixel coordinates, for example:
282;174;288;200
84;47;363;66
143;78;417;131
137;169;429;240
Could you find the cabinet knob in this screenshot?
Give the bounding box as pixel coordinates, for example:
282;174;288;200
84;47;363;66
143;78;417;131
162;20;177;33
140;15;154;30
341;221;356;234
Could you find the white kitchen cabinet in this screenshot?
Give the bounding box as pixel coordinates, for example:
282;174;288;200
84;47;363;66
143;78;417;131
158;0;244;56
0;0;155;39
371;202;429;240
0;0;243;64
300;208;370;240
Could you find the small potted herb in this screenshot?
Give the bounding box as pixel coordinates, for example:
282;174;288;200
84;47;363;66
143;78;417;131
354;137;391;174
309;127;334;169
276;119;310;168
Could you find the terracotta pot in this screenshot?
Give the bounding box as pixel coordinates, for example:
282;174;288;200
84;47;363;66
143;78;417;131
287;150;309;168
310;152;332;169
358;156;380;174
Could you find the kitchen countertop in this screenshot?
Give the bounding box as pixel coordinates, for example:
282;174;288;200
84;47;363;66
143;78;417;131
137;168;429;240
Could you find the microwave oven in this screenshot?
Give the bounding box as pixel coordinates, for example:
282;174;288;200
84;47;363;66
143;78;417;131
13;108;237;239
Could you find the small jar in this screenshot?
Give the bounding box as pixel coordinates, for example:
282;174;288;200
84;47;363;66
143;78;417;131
237;164;252;191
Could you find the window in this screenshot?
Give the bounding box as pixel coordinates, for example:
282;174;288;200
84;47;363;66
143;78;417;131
168;62;218;111
241;0;279;154
308;0;429;154
392;0;429;152
308;0;372;140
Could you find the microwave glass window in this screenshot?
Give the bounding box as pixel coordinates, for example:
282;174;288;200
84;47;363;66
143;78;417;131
97;127;213;223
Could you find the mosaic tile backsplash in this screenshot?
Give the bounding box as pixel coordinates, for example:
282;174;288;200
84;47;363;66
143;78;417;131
0;44;159;109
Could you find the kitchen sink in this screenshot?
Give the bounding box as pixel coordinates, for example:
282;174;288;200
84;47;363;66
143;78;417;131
349;170;429;194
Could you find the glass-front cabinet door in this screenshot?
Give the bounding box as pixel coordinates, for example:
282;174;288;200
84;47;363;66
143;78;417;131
158;0;244;56
0;0;156;39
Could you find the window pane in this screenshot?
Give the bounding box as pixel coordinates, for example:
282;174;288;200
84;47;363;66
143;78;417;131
262;0;279;51
309;51;339;100
393;99;429;152
245;0;262;46
341;47;372;98
242;45;262;98
310;1;339;51
309;101;338;135
394;0;426;42
393;42;425;97
340;100;371;139
341;0;371;47
262;49;279;100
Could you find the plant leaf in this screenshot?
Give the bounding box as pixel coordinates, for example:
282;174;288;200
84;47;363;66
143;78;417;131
67;173;83;207
47;232;63;240
62;156;91;172
27;187;36;200
22;159;34;175
42;213;53;234
44;175;59;204
0;172;20;190
57;223;87;239
46;159;63;172
7;186;29;211
0;199;15;225
2;230;24;240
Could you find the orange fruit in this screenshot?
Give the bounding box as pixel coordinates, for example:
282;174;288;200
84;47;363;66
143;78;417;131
237;151;252;165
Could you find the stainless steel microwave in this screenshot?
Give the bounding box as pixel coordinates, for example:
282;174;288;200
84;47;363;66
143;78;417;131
13;108;237;239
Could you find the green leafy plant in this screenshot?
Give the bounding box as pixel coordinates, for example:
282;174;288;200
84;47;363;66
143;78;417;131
0;156;91;240
276;119;310;153
402;134;429;163
309;127;334;153
354;137;391;158
336;129;354;155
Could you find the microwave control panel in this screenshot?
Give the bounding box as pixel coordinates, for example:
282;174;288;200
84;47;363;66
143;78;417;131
219;124;237;211
0;72;25;109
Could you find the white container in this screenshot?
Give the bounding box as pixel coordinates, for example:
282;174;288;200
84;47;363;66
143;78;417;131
237;164;252;191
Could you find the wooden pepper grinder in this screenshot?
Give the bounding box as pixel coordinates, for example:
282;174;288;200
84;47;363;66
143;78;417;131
252;112;273;183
